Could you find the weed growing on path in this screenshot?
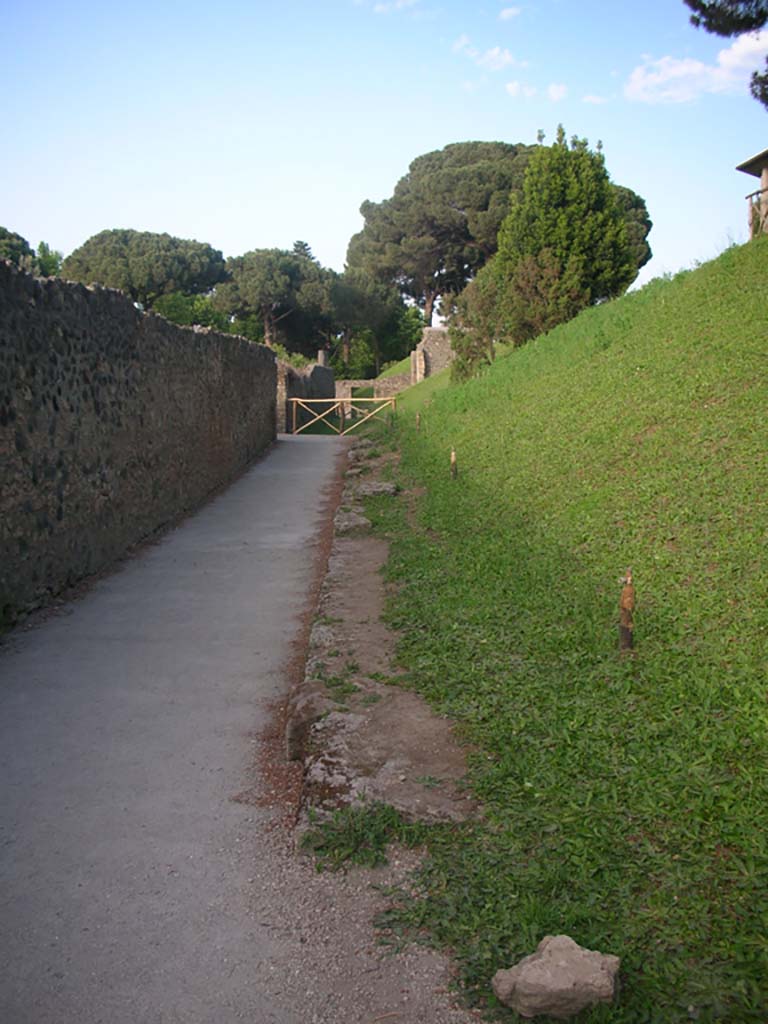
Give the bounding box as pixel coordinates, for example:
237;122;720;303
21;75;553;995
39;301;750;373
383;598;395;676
301;803;432;871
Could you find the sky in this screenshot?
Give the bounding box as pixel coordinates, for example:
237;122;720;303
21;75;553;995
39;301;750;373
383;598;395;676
3;0;766;289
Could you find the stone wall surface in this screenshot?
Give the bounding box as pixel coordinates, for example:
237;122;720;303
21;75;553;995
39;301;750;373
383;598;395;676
415;326;453;381
277;362;335;432
373;373;410;398
334;379;369;416
0;262;276;624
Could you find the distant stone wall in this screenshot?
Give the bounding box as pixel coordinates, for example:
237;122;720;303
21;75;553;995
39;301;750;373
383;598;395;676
277;362;335;432
335;379;370;415
374;374;410;398
0;262;276;625
412;327;453;384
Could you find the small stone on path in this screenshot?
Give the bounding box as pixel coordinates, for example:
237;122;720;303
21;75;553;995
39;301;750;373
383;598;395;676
356;481;398;498
334;509;372;535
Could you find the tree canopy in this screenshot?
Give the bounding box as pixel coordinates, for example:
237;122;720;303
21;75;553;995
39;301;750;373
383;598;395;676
0;227;36;269
213;248;325;352
213;247;421;369
61;229;226;306
684;0;768;106
346;141;536;325
0;228;62;277
450;129;652;377
497;129;643;303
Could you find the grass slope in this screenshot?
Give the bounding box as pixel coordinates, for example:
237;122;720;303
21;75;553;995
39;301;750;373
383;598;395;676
363;240;768;1021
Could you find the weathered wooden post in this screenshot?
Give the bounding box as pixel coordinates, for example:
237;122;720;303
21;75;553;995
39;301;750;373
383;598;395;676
291;399;297;435
416;412;421;432
619;568;635;654
339;400;345;434
450;447;458;479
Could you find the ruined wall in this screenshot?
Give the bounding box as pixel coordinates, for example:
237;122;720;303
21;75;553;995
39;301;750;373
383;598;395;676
374;373;410;398
0;262;276;624
277;362;335;432
413;326;453;383
334;379;369;416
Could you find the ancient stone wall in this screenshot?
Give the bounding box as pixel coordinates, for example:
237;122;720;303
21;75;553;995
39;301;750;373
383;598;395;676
414;326;453;382
0;262;276;625
334;379;370;416
374;373;410;398
277;362;335;432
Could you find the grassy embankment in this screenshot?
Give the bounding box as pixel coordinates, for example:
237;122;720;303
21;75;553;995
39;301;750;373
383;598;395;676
316;240;768;1021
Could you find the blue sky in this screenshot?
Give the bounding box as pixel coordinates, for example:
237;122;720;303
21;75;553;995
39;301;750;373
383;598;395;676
3;0;766;288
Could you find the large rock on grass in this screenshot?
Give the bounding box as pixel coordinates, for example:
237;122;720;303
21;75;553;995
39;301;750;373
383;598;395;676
492;935;620;1019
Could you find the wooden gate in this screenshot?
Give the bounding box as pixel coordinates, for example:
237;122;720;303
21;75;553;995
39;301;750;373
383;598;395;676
288;397;395;436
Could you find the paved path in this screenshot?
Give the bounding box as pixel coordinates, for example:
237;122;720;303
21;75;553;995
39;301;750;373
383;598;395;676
0;435;341;1024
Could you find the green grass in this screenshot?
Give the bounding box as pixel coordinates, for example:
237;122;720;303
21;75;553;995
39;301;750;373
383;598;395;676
379;354;412;378
301;802;433;870
346;240;768;1021
311;660;360;701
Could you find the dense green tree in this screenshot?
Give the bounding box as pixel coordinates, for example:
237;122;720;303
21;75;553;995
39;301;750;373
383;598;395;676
346;141;536;325
612;186;653;275
0;227;36;270
329;331;378;379
213;248;336;356
684;0;768;106
61;229;226;306
152;292;231;331
450;129;651;374
0;229;63;276
496;128;641;303
329;269;422;375
214;248;300;347
292;240;316;260
448;267;502;381
35;241;63;277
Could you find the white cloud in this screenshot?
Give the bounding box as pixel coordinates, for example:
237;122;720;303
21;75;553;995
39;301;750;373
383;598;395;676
506;80;536;98
372;0;419;12
624;29;768;102
583;93;607;104
547;82;568;101
499;6;521;19
454;36;525;71
453;33;477;57
478;45;516;71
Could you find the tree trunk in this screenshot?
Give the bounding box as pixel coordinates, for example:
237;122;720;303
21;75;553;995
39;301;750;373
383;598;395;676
263;311;274;347
424;291;437;326
342;329;351;366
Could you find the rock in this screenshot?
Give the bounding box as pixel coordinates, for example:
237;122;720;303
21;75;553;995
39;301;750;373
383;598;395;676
347;448;369;464
491;935;620;1019
309;622;335;650
285;691;334;760
349;439;374;452
355;481;398;498
334;509;372;535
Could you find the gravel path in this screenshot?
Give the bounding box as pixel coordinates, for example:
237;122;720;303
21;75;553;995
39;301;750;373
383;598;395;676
0;435;478;1024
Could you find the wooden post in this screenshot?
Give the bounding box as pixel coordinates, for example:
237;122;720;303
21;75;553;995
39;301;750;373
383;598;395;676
291;400;297;435
339;401;345;434
450;447;457;479
416;412;421;431
619;568;635;654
